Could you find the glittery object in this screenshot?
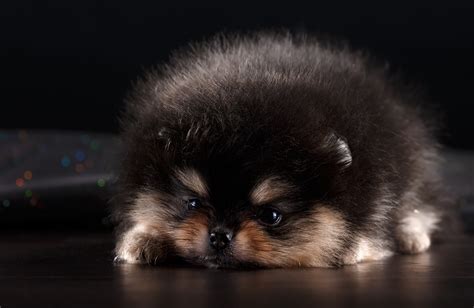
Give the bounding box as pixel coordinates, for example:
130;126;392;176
61;155;71;167
4;133;110;208
24;170;33;180
25;189;33;198
16;178;25;187
97;178;106;188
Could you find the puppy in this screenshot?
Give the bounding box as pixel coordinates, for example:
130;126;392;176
112;32;444;268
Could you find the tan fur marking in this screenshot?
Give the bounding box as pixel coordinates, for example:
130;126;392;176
116;191;212;263
175;168;209;197
234;206;348;267
234;221;274;258
126;192;173;231
250;177;293;205
174;213;209;255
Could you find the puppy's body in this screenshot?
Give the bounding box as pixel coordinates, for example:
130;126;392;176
113;33;443;268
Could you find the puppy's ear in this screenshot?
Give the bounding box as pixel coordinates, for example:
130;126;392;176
325;132;352;169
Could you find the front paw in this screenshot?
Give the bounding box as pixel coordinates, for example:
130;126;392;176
396;231;431;254
115;229;166;265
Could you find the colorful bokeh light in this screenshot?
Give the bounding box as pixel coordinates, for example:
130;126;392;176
61;155;71;167
97;178;106;188
24;170;33;180
25;189;33;198
16;178;25;187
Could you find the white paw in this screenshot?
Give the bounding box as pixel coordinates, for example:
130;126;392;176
397;231;431;254
114;225;165;265
114;247;147;264
396;208;439;254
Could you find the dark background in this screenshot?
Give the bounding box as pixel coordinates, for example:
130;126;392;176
2;1;473;149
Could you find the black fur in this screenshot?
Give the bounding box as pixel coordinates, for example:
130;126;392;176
112;32;443;267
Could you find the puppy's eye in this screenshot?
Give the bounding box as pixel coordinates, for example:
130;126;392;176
186;198;202;210
257;208;282;226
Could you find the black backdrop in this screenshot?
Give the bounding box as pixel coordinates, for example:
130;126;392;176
2;1;473;149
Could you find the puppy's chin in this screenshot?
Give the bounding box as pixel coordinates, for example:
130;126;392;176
194;255;239;269
177;242;258;269
189;254;261;269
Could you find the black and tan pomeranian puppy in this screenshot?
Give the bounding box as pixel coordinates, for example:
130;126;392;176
112;32;444;268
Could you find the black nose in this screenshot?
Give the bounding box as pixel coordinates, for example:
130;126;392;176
209;229;233;250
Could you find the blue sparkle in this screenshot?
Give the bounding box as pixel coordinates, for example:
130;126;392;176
75;150;86;162
61;155;71;167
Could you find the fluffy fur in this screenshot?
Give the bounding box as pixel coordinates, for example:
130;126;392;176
112;32;444;268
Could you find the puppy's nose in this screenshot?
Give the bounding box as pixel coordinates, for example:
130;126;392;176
209;229;233;250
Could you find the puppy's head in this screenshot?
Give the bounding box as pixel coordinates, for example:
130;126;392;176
119;111;356;268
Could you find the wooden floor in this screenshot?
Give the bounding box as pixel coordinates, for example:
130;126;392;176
0;232;472;307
